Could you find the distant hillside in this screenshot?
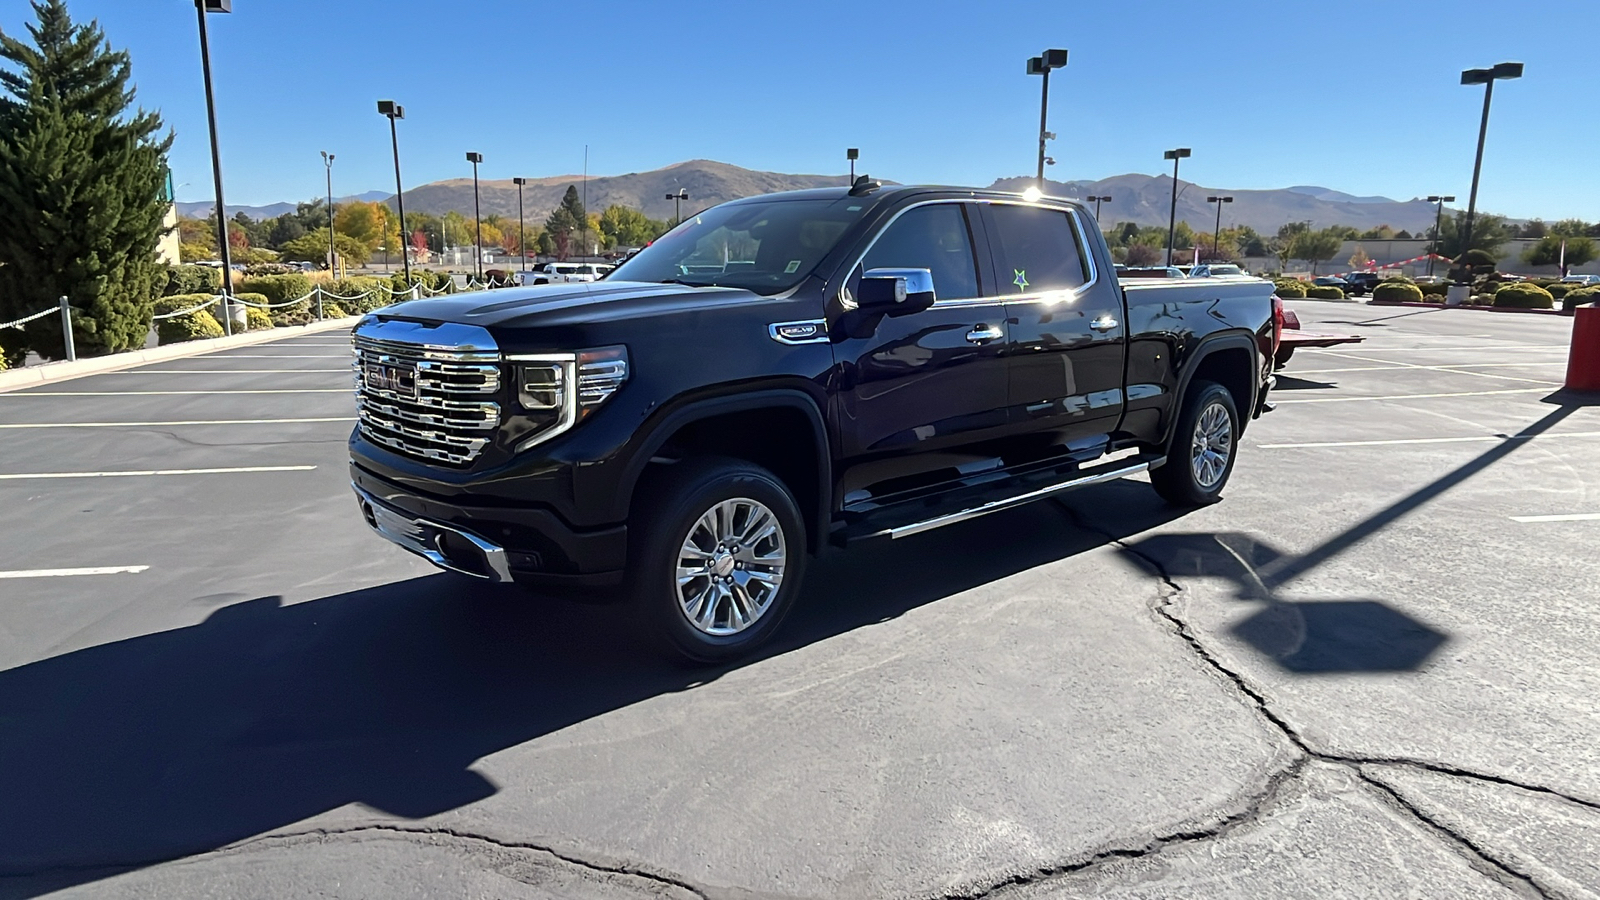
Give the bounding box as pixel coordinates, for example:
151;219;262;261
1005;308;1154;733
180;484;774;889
182;161;1455;235
394;160;854;222
990;174;1442;234
177;191;390;220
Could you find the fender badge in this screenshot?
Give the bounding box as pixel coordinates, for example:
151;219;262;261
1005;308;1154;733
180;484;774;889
769;320;827;345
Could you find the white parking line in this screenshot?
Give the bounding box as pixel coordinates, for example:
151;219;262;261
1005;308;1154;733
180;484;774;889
0;566;148;579
1274;388;1552;404
109;369;351;374
0;417;353;429
1509;513;1600;523
206;354;349;359
1259;431;1600;449
1307;350;1564;386
0;465;316;480
1291;362;1569;375
1308;345;1566;354
4;389;351;397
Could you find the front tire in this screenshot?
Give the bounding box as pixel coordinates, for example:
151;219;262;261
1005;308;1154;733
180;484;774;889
1151;380;1239;506
630;458;807;664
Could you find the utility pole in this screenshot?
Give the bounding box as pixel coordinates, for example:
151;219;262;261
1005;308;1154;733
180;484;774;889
1426;195;1455;276
1163;148;1191;267
377;100;410;281
1207;196;1233;258
1458;63;1523;261
321;151;335;274
513;177;527;275
194;0;234;335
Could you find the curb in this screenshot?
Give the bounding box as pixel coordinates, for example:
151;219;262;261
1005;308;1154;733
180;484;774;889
0;317;359;393
1365;300;1569;316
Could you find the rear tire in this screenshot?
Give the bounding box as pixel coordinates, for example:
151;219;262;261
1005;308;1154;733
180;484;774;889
629;457;806;664
1151;380;1239;507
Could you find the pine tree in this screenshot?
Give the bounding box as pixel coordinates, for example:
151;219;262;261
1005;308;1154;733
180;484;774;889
0;0;173;360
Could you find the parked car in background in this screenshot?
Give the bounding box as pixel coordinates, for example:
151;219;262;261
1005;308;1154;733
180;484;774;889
1561;274;1600;286
1342;272;1383;296
529;262;614;285
1190;264;1248;278
1312;276;1351;291
1121;266;1187;278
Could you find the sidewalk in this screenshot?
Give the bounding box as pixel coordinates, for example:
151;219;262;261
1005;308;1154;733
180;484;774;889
0;316;359;394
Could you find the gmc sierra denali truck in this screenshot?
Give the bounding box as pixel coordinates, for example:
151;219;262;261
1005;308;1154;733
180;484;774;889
349;182;1278;662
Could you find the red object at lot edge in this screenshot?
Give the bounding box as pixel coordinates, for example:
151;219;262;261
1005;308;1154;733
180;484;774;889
1566;305;1600;392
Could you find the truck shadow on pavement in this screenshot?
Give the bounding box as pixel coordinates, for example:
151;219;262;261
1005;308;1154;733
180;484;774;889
0;489;1185;897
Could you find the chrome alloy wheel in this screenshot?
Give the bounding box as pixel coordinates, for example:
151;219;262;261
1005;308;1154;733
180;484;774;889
675;498;787;636
1190;401;1234;490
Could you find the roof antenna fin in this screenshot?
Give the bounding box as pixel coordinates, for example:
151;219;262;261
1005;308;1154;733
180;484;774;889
848;174;881;197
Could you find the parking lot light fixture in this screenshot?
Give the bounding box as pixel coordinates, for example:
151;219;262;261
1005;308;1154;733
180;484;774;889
513;178;527;274
1458;63;1522;260
666;189;688;226
466;152;484;281
377;101;410;281
1426;195;1456;276
193;0;234;334
1026;49;1068;187
1163;148;1191;267
847;148;859;183
320;151;335;274
1087;195;1111;219
1207;196;1233;258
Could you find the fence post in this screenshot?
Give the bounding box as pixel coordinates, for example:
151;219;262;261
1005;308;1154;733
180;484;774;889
58;296;75;362
315;286;325;321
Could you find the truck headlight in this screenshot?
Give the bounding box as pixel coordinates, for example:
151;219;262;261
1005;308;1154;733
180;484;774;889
512;346;629;452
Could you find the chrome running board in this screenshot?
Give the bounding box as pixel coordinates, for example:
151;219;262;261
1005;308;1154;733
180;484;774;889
882;457;1161;540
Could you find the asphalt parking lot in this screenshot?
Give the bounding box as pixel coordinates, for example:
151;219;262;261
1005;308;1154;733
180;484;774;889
1;305;1597;900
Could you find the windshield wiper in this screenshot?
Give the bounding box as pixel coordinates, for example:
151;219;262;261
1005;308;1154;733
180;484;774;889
658;278;712;287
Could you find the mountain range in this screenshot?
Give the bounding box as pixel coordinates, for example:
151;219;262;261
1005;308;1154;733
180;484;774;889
179;160;1449;235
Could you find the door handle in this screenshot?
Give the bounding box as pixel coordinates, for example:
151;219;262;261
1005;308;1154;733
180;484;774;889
965;324;1003;344
1090;315;1119;333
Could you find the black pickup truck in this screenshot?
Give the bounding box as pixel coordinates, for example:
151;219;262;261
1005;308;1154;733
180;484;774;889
349;183;1278;661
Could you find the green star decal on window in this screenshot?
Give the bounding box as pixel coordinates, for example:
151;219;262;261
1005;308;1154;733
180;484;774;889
1013;269;1029;291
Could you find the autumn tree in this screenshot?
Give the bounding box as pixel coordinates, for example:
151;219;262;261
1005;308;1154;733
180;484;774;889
0;0;173;359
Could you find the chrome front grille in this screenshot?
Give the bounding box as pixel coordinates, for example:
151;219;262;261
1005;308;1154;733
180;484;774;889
352;321;502;466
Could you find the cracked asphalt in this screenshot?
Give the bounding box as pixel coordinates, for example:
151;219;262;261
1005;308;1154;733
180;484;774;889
1;304;1597;899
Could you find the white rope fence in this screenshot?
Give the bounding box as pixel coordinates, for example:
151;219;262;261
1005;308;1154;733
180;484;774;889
151;296;221;319
0;305;60;330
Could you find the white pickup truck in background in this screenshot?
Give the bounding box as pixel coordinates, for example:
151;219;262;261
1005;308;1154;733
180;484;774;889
526;262;613;285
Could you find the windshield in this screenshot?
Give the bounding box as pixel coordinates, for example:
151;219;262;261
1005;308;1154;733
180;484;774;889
608;197;867;294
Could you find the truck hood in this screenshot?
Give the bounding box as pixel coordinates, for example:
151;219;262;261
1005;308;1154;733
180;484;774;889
372;281;764;329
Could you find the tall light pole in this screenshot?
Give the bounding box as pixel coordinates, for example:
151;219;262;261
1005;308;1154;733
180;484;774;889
377;100;411;282
320;151;335;274
1207;196;1233;258
1458;62;1523;261
1087;194;1111;219
1163;148;1191;267
1026;49;1068;187
193;0;234;335
466;152;484;282
666;189;688;226
1426;194;1456;276
847;148;859;183
513;177;527;274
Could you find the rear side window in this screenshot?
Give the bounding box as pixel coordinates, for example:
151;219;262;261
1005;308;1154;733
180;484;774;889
861;204;981;301
985;205;1090;295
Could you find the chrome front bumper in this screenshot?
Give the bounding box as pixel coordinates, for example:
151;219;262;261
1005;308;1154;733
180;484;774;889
352;483;513;582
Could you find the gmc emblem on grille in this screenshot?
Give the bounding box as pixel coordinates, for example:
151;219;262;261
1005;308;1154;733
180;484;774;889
365;362;418;398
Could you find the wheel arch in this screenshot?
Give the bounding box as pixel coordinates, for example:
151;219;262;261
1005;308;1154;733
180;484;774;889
616;388;832;554
1163;331;1259;451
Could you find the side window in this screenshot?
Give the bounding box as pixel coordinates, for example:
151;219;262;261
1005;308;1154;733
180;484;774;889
861;204;980;301
986;205;1089;295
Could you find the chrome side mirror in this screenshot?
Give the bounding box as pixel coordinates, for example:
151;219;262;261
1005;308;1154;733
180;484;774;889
859;268;936;312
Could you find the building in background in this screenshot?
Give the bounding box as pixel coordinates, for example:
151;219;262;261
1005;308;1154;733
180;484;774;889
156;169;181;266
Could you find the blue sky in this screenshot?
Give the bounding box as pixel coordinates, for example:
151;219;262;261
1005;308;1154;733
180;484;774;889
6;0;1595;220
